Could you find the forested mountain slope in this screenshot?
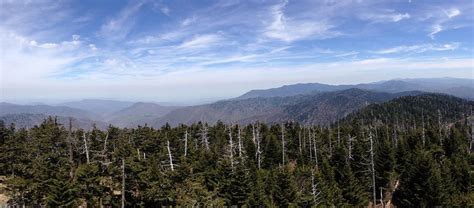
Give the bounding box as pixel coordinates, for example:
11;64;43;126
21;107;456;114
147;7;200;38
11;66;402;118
0;93;472;207
341;93;474;126
154;89;421;126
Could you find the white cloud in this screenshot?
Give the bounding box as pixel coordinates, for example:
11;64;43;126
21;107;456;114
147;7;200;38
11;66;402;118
178;34;223;49
37;43;59;49
264;1;338;42
445;8;461;19
181;16;197;26
429;24;443;39
89;44;98;51
72;34;80;41
361;12;410;23
99;1;145;41
428;7;462;39
374;43;460;54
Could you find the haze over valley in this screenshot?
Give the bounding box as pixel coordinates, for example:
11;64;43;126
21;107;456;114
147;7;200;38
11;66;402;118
1;77;472;129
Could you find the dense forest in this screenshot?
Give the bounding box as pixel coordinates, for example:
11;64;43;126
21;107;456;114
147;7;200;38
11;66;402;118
0;94;473;207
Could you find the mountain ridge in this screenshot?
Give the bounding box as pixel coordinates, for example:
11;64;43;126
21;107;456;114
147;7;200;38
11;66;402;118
236;78;473;100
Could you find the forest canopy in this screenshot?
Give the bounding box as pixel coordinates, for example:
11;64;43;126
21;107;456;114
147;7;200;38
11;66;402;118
0;94;473;207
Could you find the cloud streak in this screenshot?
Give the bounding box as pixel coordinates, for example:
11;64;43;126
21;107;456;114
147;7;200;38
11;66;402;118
374;43;460;54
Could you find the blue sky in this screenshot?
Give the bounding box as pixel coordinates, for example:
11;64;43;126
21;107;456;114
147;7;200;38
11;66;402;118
0;0;473;103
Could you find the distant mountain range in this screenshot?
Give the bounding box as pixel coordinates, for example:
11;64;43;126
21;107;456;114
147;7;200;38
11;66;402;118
105;102;179;127
153;89;423;126
0;113;108;130
0;101;178;129
0;78;472;129
236;78;473;100
57;99;135;117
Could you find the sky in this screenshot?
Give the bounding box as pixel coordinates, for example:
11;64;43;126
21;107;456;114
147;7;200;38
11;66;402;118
0;0;473;104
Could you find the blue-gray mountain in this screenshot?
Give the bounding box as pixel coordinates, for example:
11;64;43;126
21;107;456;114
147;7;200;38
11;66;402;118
236;78;473;100
1;78;472;129
152;89;424;126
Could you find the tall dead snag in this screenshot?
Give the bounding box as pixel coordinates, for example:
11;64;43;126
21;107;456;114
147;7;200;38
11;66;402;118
309;127;313;162
347;134;356;163
228;126;234;169
392;128;398;148
303;127;307;152
83;132;90;164
438;109;442;141
167;140;174;171
311;169;321;206
252;124;256;144
253;123;262;169
422;109;426;147
121;159;125;208
184;129;188;158
67;118;74;179
312;128;319;169
471;121;474;153
237;127;243;157
328;127;333;158
369;132;376;208
298;127;302;154
470;107;473;153
137;148;141;161
103;131;109;154
281;123;286;165
337;121;341;145
200;124;210;151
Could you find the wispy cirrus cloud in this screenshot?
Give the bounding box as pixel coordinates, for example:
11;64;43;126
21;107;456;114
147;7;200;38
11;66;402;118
428;8;462;39
99;0;146;41
374;43;460;54
263;0;339;42
362;13;410;23
178;34;224;49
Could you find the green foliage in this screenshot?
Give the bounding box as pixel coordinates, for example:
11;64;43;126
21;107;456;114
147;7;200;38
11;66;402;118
0;94;472;207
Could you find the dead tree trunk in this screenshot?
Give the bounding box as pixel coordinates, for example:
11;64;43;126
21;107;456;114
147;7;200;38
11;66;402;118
309;127;313;162
470;109;473;153
201;125;210;151
312;128;318;169
184;130;188;158
67;118;74;179
252;124;256;144
83;132;90;164
228;126;234;169
438;109;442;141
103;131;108;154
167;140;174;171
121;159;125;208
281;123;285;165
422;109;426;147
238;127;242;157
347;135;356;162
298;128;302;154
369;132;376;208
137;148;141;161
337;121;341;146
254;123;262;169
311;169;321;206
328;127;333;158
